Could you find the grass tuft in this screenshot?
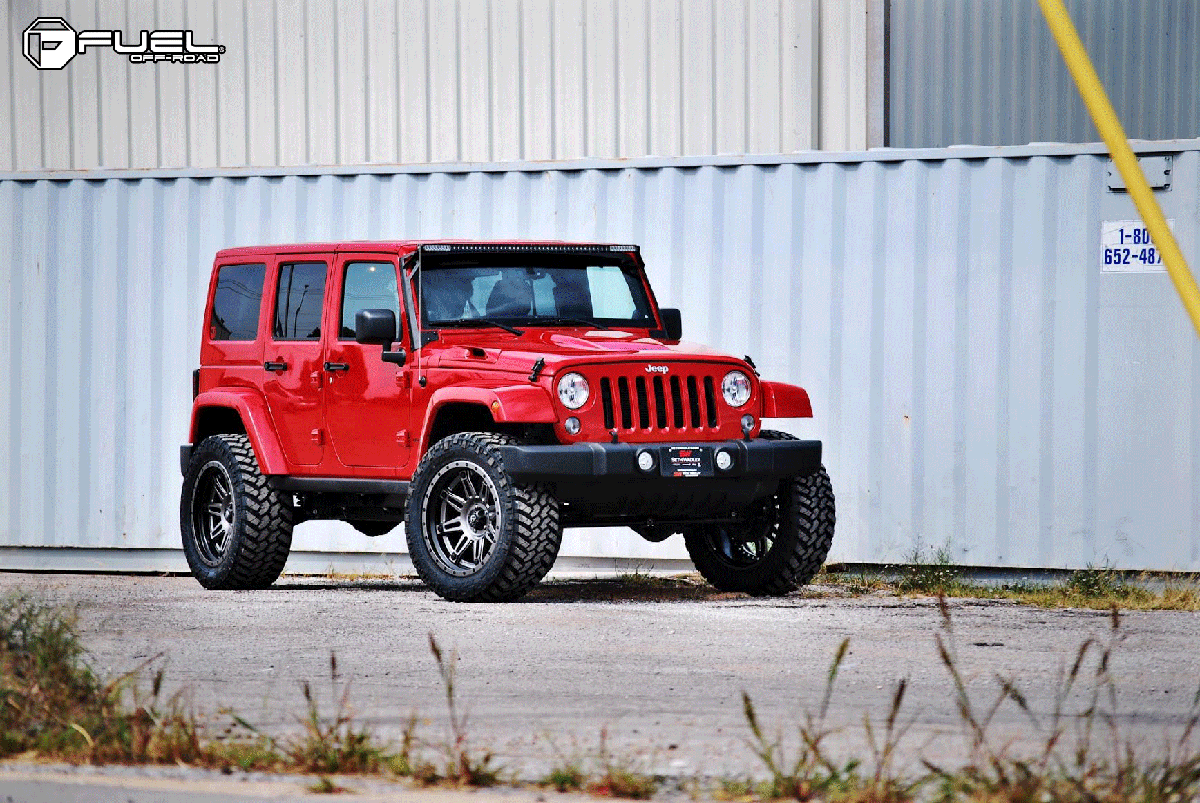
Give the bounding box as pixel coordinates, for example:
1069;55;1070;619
425;633;502;787
306;775;351;794
583;728;658;799
741;594;1200;803
893;545;963;594
282;653;394;774
819;560;1200;611
0;594;263;766
541;760;587;792
742;635;915;802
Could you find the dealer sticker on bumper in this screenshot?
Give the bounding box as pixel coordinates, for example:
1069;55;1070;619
661;446;714;477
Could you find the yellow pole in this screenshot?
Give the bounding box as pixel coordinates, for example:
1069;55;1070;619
1038;0;1200;339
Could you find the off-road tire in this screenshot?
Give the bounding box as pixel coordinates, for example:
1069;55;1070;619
180;434;294;590
406;432;562;602
684;430;835;596
405;432;559;600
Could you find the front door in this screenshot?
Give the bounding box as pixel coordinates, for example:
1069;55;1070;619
323;254;413;471
262;257;331;466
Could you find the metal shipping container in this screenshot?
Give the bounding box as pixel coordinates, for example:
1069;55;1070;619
889;0;1200;148
2;0;876;171
1;141;1198;573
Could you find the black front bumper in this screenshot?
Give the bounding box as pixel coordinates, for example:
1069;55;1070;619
498;438;821;484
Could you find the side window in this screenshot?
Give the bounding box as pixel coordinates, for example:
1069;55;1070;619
210;263;266;341
273;262;327;340
340;261;400;339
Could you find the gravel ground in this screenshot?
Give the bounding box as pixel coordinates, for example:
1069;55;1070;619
1;572;1199;798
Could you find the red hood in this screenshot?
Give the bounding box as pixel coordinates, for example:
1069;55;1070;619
425;329;743;374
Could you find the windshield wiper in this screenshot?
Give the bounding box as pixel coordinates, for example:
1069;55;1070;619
526;316;610;330
434;318;525;336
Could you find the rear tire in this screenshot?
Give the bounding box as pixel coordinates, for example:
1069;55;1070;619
684;431;835;596
180;434;294;589
406;432;562;602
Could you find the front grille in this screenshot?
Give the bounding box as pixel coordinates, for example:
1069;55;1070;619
597;369;723;433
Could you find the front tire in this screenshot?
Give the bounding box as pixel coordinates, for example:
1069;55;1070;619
180;434;294;589
406;432;562;602
684;432;835;596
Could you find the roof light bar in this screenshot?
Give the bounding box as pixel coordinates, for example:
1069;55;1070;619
422;243;638;254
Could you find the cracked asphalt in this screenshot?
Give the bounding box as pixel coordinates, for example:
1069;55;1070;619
1;572;1198;797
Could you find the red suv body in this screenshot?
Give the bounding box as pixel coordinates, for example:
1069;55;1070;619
181;241;835;601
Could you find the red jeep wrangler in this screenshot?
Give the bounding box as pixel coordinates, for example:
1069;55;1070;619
181;242;834;601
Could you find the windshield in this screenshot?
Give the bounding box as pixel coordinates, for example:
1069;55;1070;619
418;254;656;329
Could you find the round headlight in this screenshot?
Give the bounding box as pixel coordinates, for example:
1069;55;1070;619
557;372;590;409
721;370;752;407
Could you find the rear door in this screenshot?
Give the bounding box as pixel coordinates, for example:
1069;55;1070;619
262;255;332;466
322;252;412;471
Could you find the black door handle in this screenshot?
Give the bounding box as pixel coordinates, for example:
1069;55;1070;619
264;360;288;371
324;362;350;372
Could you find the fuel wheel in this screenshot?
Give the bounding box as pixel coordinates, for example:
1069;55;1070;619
180;434;294;589
192;462;235;565
425;459;503;576
406;432;562;602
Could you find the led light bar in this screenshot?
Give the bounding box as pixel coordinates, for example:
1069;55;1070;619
422;243;638;254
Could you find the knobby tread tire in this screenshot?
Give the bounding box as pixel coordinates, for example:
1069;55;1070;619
406;432;562;602
180;434;294;590
684;429;835;596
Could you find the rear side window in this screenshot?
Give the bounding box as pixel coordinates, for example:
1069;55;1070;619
210;263;266;341
340;261;400;339
273;262;327;340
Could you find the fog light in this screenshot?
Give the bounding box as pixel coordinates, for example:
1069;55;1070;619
715;449;734;471
564;416;581;434
636;449;656;472
741;414;755;432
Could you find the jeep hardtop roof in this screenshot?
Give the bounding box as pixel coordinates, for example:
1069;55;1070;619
215;240;640;260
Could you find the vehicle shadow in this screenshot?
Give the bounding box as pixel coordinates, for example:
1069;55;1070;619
271;575;753;602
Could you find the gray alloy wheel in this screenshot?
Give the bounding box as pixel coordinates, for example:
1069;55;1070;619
423;458;504;576
190;459;236;566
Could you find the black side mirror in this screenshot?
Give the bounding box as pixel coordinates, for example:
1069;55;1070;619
658;308;682;340
355;309;407;366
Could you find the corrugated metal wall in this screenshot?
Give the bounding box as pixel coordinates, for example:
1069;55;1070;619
2;143;1199;571
889;0;1200;148
1;0;877;171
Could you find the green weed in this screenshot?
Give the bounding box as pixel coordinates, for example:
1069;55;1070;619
821;560;1200;611
541;760;587;792
742;636;917;802
740;596;1200;802
425;633;501;786
584;727;658;799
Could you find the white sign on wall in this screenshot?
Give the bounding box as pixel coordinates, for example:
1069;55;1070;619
1101;219;1175;273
